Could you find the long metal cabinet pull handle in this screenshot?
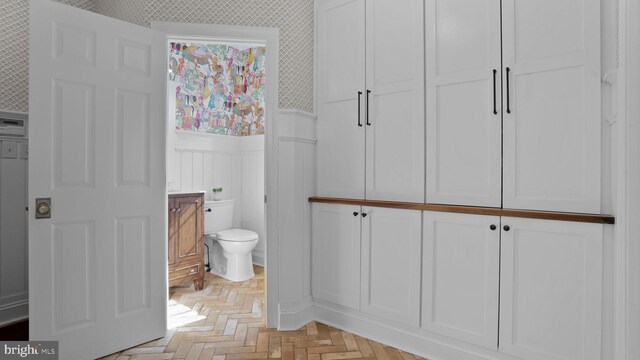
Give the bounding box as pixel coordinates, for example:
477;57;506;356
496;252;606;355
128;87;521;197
506;67;511;114
492;69;497;115
357;91;363;127
366;90;371;126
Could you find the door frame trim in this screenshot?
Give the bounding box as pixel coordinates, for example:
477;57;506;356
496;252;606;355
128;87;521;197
151;22;280;328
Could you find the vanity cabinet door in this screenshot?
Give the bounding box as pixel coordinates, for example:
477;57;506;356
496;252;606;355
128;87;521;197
360;207;422;326
168;198;176;266
174;195;203;262
312;203;362;309
422;211;500;349
499;217;603;360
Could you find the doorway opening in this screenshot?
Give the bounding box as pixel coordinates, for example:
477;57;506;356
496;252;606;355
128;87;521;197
154;22;280;332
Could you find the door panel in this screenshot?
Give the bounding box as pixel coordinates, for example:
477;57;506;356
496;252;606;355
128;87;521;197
317;0;366;199
502;0;601;213
365;0;424;202
361;207;421;326
499;217;603;360
29;1;166;358
422;211;500;349
425;0;502;207
311;203;361;309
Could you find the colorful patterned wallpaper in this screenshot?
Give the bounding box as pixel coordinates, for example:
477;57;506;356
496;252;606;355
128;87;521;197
169;42;266;136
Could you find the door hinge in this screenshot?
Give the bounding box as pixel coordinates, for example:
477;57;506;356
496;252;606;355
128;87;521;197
264;195;267;203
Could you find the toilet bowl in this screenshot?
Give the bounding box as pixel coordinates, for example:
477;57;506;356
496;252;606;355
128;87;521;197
204;200;259;282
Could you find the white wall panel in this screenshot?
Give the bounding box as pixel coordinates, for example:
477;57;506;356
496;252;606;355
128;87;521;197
0;139;28;325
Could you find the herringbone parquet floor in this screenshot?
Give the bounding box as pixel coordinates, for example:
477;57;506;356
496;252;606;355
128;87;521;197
100;266;425;360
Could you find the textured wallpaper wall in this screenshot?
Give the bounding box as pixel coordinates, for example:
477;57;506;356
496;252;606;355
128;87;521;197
0;0;97;113
98;0;314;112
0;0;314;113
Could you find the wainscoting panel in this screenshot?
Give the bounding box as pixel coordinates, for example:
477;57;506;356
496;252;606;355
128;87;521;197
169;135;265;263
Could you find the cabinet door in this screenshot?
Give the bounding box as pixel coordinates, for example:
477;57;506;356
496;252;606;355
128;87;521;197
502;0;601;213
365;0;424;202
422;211;500;349
425;0;502;207
168;198;176;266
360;207;421;326
499;217;603;360
317;0;366;199
311;203;361;309
174;195;203;262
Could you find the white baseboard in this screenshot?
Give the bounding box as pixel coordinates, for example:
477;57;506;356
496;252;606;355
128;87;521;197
279;296;314;331
313;301;515;360
0;300;29;327
252;251;265;267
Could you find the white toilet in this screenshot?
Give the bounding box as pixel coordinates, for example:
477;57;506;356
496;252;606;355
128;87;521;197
204;199;259;282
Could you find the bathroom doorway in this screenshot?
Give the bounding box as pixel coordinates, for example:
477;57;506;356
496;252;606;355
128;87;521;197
154;22;280;329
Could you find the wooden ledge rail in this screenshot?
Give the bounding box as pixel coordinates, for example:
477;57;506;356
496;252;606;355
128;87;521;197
308;197;615;225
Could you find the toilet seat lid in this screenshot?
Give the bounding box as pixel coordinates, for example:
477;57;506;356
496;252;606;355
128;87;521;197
215;229;258;242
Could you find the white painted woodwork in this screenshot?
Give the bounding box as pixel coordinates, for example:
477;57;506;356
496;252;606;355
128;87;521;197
360;207;421;326
425;0;502;207
422;211;500;349
277;110;316;330
0;140;28;324
29;1;166;358
365;0;424;202
502;0;601;213
499;217;603;360
317;0;366;199
311;203;361;310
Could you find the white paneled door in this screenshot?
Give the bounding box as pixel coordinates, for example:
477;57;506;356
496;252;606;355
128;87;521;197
317;0;366;199
29;1;166;359
499;217;603;360
311;203;361;310
365;0;424;202
360;207;421;326
422;211;500;349
425;0;502;207
502;0;601;213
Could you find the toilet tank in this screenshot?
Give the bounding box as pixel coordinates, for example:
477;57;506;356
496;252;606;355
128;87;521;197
204;199;235;234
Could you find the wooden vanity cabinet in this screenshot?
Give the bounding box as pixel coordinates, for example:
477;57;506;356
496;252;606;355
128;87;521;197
168;193;205;290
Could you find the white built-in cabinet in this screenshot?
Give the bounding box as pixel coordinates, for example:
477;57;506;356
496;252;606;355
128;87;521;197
316;0;366;199
312;203;422;327
425;0;601;213
499;217;603;360
311;203;361;309
361;207;421;326
501;0;601;213
425;0;503;207
314;0;608;358
317;0;424;202
311;203;605;359
422;211;500;350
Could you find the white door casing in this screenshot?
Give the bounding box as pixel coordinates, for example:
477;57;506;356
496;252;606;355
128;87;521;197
422;211;500;350
311;203;361;310
425;0;502;208
365;0;424;202
502;0;601;213
360;207;421;326
29;1;166;359
499;217;603;360
317;0;366;199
